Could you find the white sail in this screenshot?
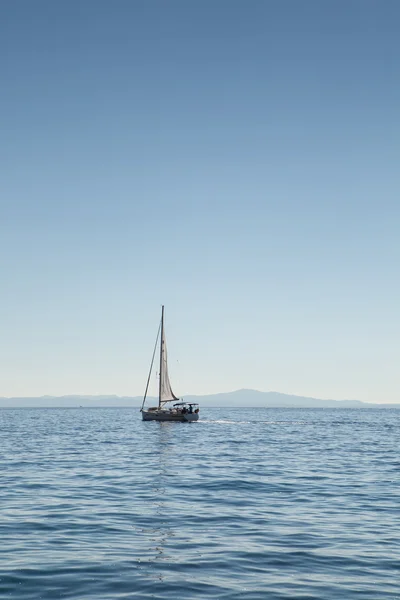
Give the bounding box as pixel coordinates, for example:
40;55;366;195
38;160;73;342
160;327;178;403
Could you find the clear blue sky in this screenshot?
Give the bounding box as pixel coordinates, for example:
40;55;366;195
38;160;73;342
1;1;399;402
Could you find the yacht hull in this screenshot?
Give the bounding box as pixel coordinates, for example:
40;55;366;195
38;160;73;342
141;409;199;422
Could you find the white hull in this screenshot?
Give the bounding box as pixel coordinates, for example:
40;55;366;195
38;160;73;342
142;409;199;422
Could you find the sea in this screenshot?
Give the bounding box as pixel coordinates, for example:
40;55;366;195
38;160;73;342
1;407;399;599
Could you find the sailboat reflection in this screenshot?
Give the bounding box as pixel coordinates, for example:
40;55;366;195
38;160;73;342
136;422;177;582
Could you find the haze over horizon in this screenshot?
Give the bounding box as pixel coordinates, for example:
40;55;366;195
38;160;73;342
1;1;399;402
0;388;398;407
0;386;399;406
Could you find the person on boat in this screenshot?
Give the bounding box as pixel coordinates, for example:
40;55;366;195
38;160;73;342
181;406;187;414
188;405;193;414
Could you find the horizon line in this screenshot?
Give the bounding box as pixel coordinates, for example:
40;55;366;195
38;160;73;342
0;388;398;405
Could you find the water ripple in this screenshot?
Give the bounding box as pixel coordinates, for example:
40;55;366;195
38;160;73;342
1;407;400;599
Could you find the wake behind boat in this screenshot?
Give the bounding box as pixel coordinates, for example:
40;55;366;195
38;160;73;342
140;306;199;422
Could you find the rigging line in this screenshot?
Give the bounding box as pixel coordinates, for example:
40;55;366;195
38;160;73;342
140;319;162;411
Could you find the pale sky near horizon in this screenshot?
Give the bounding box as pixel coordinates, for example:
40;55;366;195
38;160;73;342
1;1;399;402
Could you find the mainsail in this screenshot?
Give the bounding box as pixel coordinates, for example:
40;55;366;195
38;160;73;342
159;325;178;403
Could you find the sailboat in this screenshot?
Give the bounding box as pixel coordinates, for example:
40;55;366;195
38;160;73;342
141;306;200;422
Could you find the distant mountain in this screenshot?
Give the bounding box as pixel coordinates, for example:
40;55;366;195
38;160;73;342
0;395;140;408
183;389;368;408
0;389;397;408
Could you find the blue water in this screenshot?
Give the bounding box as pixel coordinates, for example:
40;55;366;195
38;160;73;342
1;407;400;599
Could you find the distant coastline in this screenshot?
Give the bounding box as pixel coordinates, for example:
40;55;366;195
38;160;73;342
0;389;398;408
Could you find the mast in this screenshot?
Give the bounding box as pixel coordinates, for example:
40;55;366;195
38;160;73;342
158;305;164;408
